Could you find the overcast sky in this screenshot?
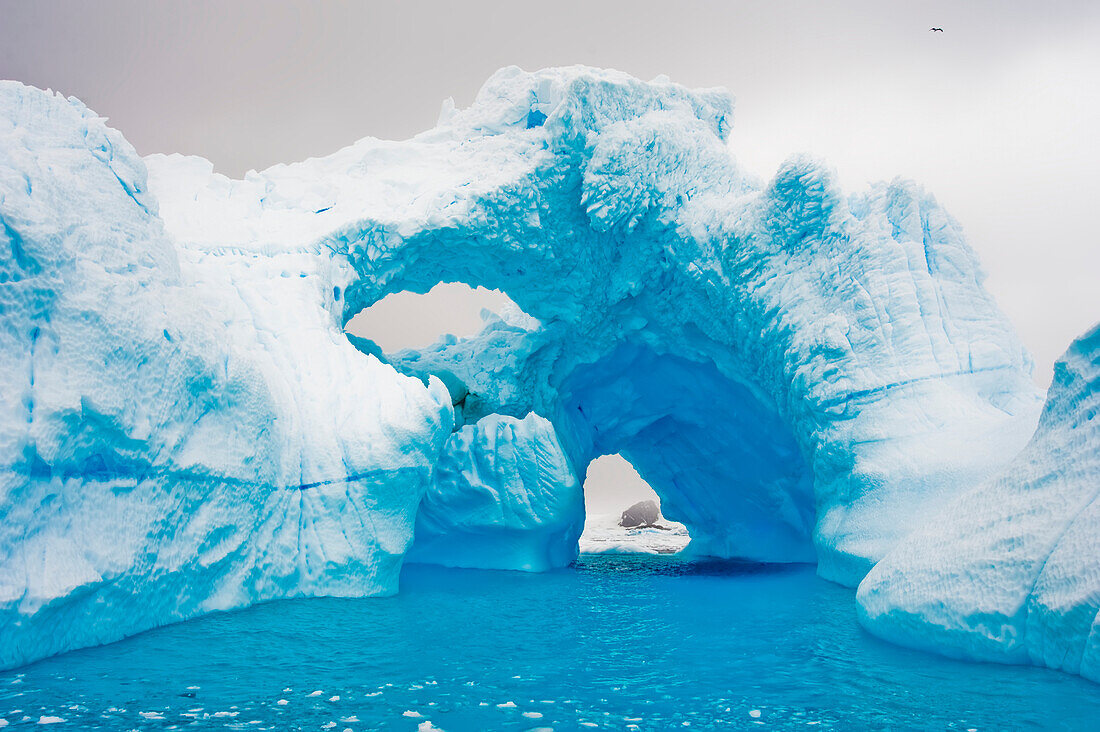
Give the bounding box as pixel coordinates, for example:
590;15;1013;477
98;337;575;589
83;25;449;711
3;1;1098;512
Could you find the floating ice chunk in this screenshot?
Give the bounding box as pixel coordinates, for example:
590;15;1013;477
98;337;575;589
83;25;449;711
858;324;1100;684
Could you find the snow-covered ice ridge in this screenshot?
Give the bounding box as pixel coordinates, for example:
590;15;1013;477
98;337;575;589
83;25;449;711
858;324;1100;683
0;66;1048;669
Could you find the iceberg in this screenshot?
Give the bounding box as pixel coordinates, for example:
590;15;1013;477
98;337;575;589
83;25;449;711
0;65;1044;669
857;324;1100;683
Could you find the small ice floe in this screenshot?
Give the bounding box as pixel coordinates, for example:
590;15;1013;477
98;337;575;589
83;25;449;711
497;701;517;708
0;720;8;728
308;690;323;697
410;684;423;690
580;724;598;729
417;722;442;732
327;695;340;702
522;711;543;719
321;723;336;730
276;699;289;706
186;686;200;690
212;711;239;717
340;716;359;723
139;711;165;720
282;688;292;693
36;717;65;725
749;710;761;719
365;691;382;697
403;710;423;718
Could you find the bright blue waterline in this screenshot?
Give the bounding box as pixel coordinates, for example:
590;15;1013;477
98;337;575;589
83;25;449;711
2;555;1099;730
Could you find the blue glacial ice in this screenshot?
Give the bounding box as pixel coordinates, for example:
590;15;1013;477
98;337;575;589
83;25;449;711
407;413;583;572
0;65;1053;670
858;323;1100;683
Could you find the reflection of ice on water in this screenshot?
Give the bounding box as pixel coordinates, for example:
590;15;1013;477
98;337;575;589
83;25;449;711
578;513;691;555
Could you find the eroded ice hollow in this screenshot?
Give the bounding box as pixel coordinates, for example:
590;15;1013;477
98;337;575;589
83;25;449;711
0;66;1045;669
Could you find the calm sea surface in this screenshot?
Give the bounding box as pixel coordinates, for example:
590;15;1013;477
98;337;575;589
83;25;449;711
2;554;1098;730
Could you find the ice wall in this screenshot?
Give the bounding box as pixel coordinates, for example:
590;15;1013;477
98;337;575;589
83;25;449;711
0;82;452;670
858;324;1100;683
407;413;583;571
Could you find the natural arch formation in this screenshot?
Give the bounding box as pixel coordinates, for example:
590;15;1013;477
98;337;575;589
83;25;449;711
306;66;1042;581
0;66;1043;669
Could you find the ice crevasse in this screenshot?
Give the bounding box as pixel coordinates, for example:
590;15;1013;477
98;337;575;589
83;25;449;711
0;65;1047;669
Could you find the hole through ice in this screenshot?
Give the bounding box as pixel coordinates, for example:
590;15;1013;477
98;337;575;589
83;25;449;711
579;453;691;555
583;453;660;517
345;282;516;352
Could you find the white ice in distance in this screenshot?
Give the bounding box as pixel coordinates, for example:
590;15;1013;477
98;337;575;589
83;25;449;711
858;324;1100;684
0;66;1044;670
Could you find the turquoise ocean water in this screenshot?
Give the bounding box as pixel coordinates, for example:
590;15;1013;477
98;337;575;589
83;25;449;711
2;554;1098;730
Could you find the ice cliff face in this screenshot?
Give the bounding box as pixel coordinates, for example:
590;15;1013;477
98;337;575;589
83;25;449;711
0;83;453;669
0;66;1044;669
858;324;1100;683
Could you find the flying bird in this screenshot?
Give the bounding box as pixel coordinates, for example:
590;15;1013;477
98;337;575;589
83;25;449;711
929;27;944;32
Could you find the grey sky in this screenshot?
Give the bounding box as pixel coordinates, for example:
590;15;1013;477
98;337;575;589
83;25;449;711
3;1;1098;509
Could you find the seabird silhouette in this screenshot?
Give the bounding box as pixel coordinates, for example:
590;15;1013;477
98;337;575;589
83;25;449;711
929;27;944;32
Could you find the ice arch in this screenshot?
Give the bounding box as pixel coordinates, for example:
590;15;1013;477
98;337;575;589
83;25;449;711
319;66;1042;581
0;66;1045;669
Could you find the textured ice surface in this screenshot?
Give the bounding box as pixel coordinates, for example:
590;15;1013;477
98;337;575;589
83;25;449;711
0;82;453;670
407;413;583;571
0;65;1045;669
857;324;1100;683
